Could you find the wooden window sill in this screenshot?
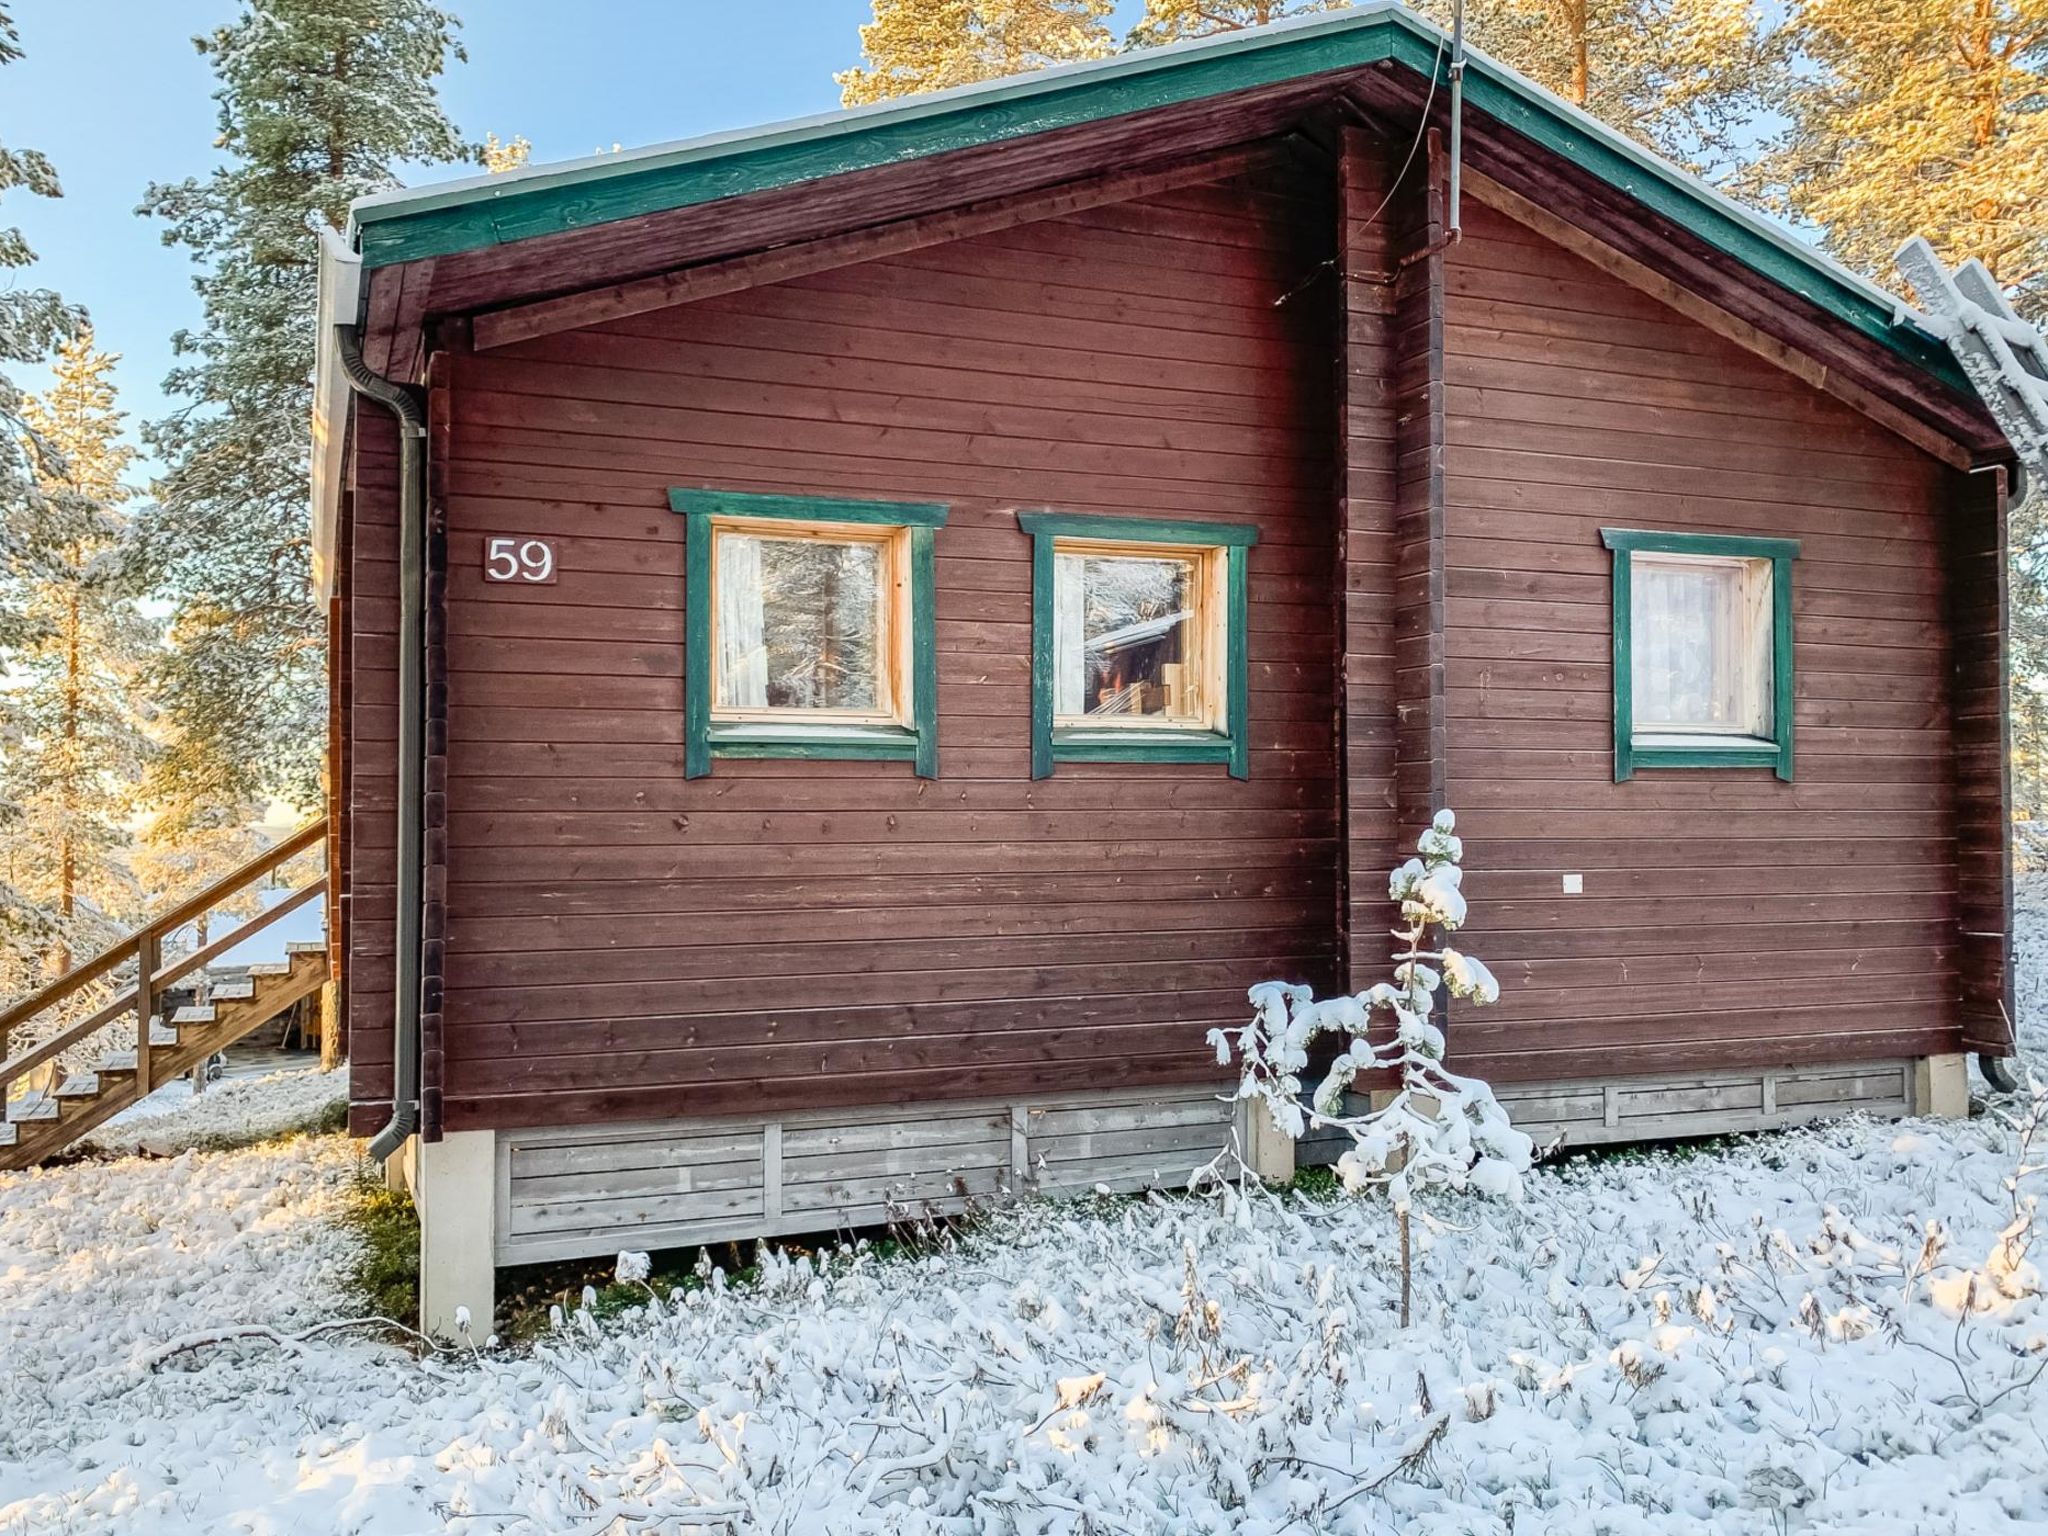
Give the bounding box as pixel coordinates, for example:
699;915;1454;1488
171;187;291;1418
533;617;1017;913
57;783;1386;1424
706;721;920;762
1050;726;1237;768
1628;737;1781;770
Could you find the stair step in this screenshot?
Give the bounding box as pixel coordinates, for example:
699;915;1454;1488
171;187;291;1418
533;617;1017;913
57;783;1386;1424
95;1050;141;1074
0;1122;15;1148
286;941;326;957
209;979;256;1001
170;1005;217;1026
244;962;291;978
54;1074;99;1098
7;1094;57;1124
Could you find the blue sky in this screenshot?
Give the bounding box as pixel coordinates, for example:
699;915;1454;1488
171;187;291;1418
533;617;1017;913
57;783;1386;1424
1;0;1142;470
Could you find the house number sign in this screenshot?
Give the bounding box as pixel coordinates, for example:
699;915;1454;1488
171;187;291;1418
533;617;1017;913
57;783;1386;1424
483;535;557;584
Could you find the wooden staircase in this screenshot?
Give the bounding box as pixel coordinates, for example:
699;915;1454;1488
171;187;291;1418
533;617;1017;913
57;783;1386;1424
0;819;330;1171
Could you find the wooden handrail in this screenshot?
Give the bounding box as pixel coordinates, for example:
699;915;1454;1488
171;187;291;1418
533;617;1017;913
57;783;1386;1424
0;818;328;1041
0;874;328;1091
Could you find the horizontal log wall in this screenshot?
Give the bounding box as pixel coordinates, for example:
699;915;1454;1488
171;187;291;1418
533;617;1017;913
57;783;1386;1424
352;158;1346;1133
1439;198;1964;1083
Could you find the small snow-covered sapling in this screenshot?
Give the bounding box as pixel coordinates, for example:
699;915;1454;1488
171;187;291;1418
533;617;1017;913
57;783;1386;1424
1209;809;1534;1324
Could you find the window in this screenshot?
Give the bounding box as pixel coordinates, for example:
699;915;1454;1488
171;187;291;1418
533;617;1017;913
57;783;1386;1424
1019;511;1257;779
1602;528;1798;781
671;489;947;777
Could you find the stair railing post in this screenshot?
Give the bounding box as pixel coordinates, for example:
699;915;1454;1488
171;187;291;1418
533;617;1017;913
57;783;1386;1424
134;929;158;1098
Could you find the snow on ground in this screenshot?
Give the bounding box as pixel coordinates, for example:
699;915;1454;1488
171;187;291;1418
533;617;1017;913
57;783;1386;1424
1;928;2045;1532
85;1064;348;1157
2014;871;2048;1060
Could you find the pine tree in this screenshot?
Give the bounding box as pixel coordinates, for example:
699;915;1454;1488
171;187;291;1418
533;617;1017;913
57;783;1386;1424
1132;0;1774;176
837;0;1116;105
0;3;85;1008
1754;0;2048;322
138;0;474;816
850;1;1772;173
1125;0;1347;49
1416;0;1774;173
482;131;531;174
4;334;156;977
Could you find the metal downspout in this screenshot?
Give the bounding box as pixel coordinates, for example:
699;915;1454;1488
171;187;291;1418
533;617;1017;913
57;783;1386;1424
334;324;428;1163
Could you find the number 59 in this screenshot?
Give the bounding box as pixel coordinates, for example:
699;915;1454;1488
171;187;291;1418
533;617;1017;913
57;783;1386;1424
484;536;555;583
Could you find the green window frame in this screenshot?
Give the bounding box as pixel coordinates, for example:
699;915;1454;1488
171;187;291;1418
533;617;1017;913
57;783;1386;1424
670;488;947;779
1018;510;1257;781
1602;527;1799;782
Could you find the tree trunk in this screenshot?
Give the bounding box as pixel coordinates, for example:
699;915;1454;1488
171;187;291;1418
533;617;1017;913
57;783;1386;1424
1569;1;1590;107
53;588;82;976
1398;1201;1412;1328
320;979;342;1071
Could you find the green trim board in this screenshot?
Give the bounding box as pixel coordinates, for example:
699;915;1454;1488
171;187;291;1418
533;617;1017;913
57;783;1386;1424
1601;527;1799;783
667;488;949;528
671;488;948;778
349;6;1966;398
1020;510;1257;780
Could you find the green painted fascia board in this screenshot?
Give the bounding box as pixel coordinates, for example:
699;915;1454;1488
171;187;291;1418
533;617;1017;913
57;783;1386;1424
680;489;944;778
354;16;1403;267
1429;42;1961;389
1605;526;1796;783
351;6;1966;395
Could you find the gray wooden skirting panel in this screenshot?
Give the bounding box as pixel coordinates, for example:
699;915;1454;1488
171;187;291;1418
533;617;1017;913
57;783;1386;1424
1484;1060;1915;1152
496;1063;1917;1265
1292;1062;1915;1169
496;1086;1241;1266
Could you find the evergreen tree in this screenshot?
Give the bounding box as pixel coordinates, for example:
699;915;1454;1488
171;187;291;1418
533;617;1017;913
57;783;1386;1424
482;131;532;173
0;2;85;1005
138;0;474;815
4;334;155;974
837;0;1115;105
1126;0;1347;48
1754;0;2048;323
1127;0;1773;175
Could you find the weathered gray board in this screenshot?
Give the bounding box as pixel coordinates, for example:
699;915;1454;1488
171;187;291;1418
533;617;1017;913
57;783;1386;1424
1298;1060;1917;1164
496;1086;1242;1265
497;1062;1920;1265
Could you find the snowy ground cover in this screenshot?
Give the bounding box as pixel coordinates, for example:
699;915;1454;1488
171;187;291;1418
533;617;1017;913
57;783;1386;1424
84;1063;348;1157
0;933;2044;1532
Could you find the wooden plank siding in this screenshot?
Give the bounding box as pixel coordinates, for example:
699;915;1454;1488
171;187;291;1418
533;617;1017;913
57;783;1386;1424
1947;466;2014;1055
1335;125;1400;981
345;132;2000;1144
1437;197;1965;1085
1389;129;1449;841
348;412;401;1123
352;157;1349;1133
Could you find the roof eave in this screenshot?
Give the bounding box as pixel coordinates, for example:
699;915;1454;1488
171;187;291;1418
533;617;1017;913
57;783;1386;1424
344;3;1972;406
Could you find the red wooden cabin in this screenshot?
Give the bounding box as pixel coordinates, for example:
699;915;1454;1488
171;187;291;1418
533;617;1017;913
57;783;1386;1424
312;6;2023;1332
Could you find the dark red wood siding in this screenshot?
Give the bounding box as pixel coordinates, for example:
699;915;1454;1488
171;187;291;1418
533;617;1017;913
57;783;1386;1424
1439;197;1965;1082
352;161;1346;1132
344;144;1995;1138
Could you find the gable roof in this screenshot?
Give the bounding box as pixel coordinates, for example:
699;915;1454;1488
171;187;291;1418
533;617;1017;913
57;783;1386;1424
346;2;1968;397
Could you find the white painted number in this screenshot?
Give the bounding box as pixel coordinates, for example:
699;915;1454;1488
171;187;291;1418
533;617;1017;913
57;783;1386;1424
484;536;556;583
